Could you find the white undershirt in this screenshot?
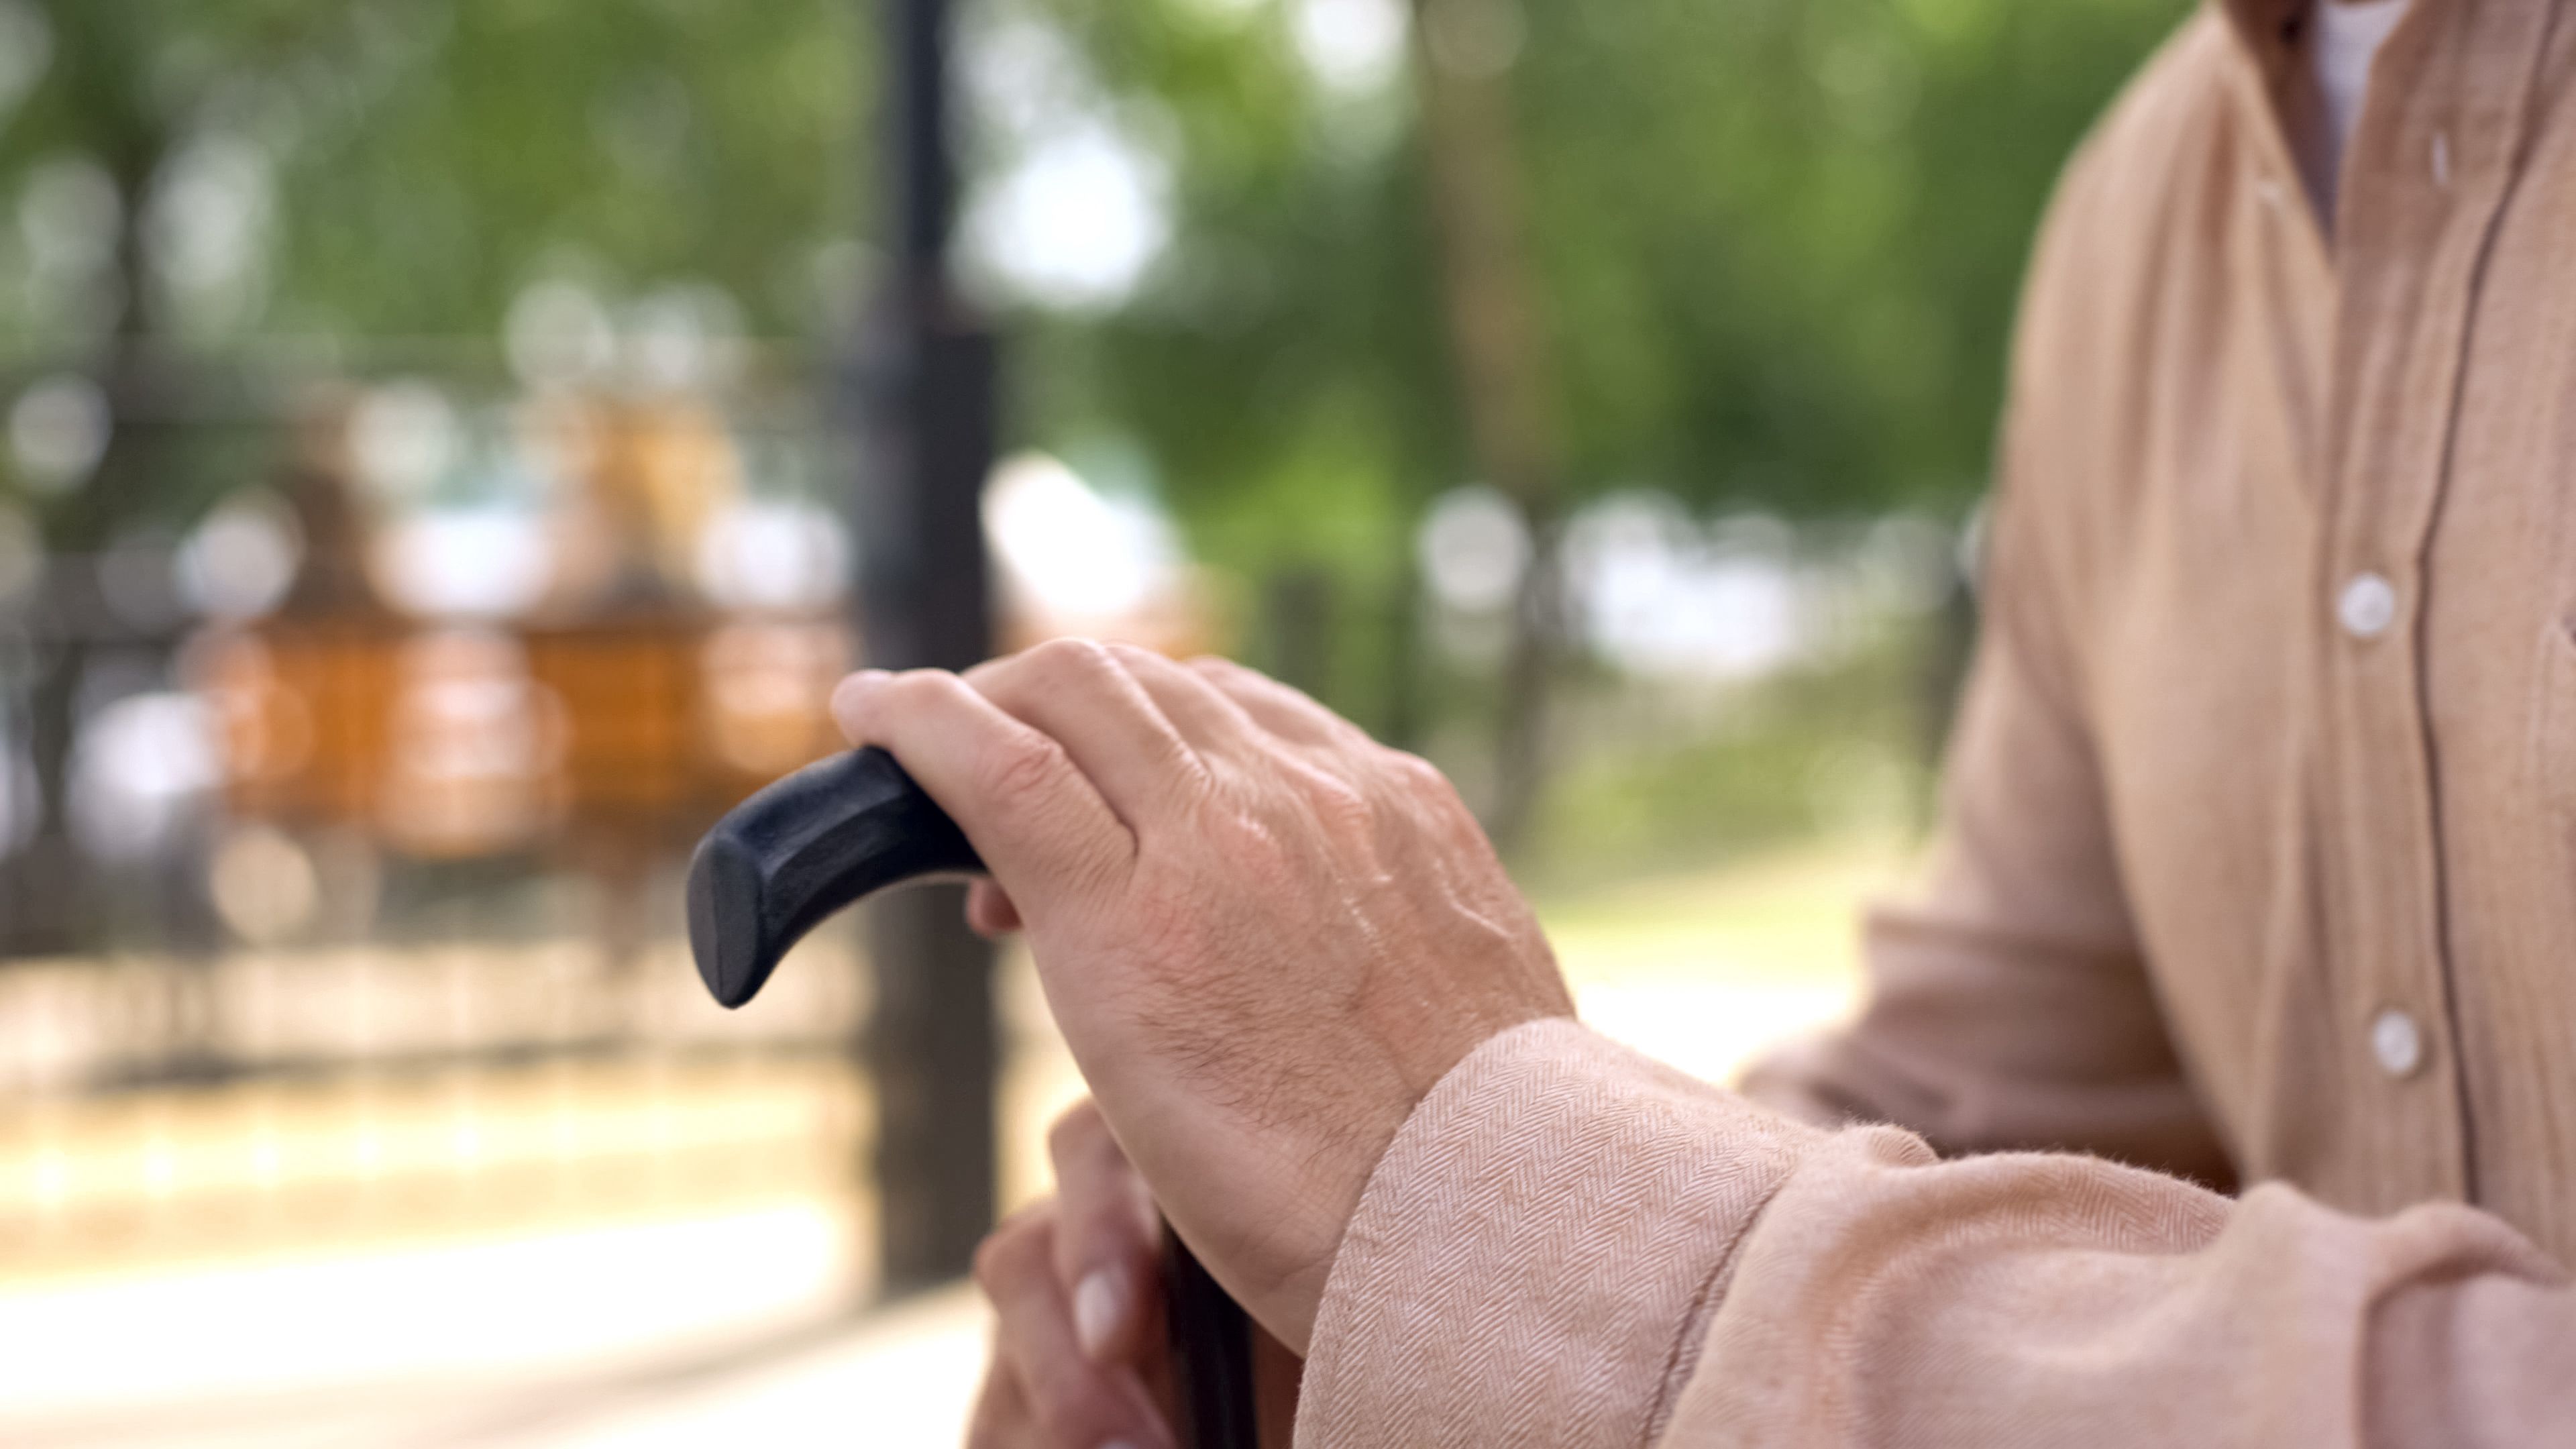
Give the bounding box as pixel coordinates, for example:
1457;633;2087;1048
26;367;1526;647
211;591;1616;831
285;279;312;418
2300;0;2410;228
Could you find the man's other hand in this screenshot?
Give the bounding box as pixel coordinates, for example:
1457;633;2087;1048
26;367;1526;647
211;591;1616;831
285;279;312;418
832;643;1572;1350
967;1101;1175;1449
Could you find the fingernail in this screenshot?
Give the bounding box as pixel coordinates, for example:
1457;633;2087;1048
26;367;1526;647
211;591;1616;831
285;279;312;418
1073;1269;1125;1360
1099;1441;1140;1449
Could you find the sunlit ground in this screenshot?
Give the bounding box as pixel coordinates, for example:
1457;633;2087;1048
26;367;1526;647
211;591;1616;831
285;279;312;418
0;835;1904;1448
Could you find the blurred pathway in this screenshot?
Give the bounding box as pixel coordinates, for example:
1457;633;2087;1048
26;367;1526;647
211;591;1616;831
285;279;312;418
0;839;1897;1448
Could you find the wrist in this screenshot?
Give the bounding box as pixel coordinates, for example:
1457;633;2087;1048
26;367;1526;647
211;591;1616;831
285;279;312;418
1217;1006;1569;1351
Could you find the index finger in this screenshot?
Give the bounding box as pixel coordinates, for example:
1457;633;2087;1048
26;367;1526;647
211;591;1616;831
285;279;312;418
831;667;1134;912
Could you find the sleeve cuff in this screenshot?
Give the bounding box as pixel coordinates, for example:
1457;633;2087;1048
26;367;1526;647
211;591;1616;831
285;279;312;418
1295;1017;1829;1448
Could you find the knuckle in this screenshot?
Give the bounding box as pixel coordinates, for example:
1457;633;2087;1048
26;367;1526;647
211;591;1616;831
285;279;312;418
1387;749;1452;797
1025;635;1118;688
1200;794;1298;876
1297;765;1374;829
1189;659;1266;706
1102;641;1160;669
972;1206;1052;1294
971;1242;1006;1297
1044;1103;1101;1166
883;667;958;711
971;1237;1012;1295
976;733;1071;808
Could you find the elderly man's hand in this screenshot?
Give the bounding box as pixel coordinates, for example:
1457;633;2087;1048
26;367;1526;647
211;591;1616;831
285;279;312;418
965;1102;1177;1449
832;643;1571;1350
963;1099;1303;1449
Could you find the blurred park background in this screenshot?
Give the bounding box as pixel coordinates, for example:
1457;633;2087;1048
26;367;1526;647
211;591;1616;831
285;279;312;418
0;0;2183;1442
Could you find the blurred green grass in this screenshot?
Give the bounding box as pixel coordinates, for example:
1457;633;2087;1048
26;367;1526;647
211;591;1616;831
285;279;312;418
1542;833;1906;989
1513;625;1942;898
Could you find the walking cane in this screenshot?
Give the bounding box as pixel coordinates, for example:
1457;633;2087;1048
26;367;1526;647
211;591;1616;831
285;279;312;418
688;747;1260;1448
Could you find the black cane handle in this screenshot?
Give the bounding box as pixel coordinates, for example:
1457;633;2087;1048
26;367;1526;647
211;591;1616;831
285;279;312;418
685;747;1258;1448
687;747;983;1009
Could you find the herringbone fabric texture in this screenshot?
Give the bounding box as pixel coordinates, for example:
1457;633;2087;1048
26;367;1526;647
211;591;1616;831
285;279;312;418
1301;1021;2576;1447
1297;1021;1822;1447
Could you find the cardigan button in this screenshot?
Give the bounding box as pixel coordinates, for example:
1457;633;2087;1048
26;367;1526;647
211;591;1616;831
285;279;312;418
2337;572;2398;639
2371;1008;2424;1079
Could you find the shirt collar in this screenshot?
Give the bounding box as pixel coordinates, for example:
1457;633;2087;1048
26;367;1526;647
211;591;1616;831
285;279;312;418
2219;0;2314;89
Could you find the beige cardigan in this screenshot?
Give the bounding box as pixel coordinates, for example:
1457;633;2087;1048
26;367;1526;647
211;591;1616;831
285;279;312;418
1297;1021;2571;1446
1299;0;2576;1438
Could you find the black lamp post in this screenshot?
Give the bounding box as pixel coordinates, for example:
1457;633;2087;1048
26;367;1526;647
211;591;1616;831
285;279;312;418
848;0;1002;1295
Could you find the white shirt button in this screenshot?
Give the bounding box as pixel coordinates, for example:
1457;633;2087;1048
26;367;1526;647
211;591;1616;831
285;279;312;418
2338;572;2398;639
2371;1008;2424;1079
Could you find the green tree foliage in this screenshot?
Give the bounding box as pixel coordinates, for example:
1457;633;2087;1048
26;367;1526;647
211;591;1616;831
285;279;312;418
0;0;867;364
1522;0;2188;513
259;0;868;341
977;0;2184;731
0;0;2184;587
1020;0;2185;525
1004;0;1459;591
